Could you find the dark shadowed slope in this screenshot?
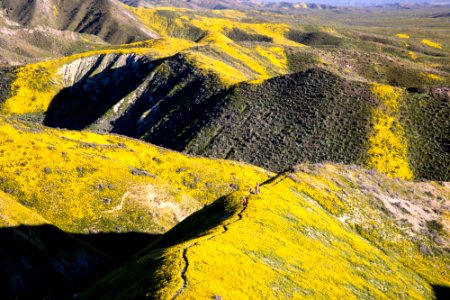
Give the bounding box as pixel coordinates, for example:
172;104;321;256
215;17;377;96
38;59;450;180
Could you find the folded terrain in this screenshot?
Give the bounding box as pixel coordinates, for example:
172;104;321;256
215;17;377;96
81;164;450;299
1;8;449;180
0;2;449;299
0;116;449;299
0;0;159;65
1;0;157;44
0;9;106;65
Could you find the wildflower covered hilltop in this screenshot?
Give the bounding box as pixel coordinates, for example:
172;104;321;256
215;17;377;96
0;0;449;299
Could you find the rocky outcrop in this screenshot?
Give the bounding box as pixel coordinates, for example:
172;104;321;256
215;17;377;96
44;53;155;129
45;53;228;150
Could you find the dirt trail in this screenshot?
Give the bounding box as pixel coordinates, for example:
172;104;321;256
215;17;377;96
170;174;285;299
171;198;253;299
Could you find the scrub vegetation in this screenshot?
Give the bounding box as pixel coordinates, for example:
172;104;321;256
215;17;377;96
1;1;449;299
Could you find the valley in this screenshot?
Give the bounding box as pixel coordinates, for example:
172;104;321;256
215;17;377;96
0;0;449;299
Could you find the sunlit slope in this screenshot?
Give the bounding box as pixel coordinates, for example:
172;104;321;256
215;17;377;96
0;38;196;115
123;6;450;85
1;8;449;182
0;0;158;44
124;6;299;45
2;48;448;181
81;165;449;299
0;191;47;227
0;35;300;116
0;116;271;234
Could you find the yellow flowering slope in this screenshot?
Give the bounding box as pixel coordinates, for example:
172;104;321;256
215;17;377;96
1;38;195;115
421;39;442;49
0;116;271;233
81;165;449;299
0;191;48;227
395;33;410;39
367;84;414;180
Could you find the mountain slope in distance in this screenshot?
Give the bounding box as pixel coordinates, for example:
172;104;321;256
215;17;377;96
0;0;158;44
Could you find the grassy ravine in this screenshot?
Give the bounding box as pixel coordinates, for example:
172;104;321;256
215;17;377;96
81;165;449;299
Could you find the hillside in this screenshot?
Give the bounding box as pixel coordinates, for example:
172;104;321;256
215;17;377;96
0;116;449;299
0;10;107;65
1;0;158;44
1;2;450;299
1;14;448;180
0;114;271;298
0;0;160;65
81;164;449;299
184;70;450;180
119;0;337;10
0;115;272;234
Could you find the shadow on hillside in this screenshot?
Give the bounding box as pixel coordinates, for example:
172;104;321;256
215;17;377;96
433;285;450;300
0;224;160;300
80;193;242;299
141;194;236;253
44;55;157;130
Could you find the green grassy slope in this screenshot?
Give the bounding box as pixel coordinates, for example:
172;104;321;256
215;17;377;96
185;70;450;180
185;68;378;171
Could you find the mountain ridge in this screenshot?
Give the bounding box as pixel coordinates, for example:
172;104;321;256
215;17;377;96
0;1;449;299
1;0;158;44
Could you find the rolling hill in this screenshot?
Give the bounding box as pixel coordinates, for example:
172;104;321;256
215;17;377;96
1;6;448;180
0;115;449;299
81;164;449;299
0;0;159;65
0;0;158;44
0;1;449;299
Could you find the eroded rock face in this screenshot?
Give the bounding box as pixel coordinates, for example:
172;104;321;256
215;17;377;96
46;53;227;149
44;53;155;130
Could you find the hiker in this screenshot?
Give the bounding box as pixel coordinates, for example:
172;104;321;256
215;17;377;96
242;196;248;208
255;183;260;194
